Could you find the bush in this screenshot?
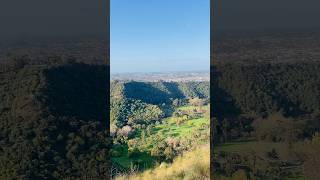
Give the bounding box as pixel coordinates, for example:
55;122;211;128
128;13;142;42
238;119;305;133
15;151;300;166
312;132;320;144
128;148;140;158
164;147;175;161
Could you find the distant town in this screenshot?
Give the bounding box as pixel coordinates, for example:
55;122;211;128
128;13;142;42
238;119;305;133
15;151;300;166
111;71;209;82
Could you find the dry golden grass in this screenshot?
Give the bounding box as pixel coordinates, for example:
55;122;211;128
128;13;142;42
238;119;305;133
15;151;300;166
116;144;210;180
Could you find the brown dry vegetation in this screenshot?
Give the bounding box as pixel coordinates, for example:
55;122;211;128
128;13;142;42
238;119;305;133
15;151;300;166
117;144;210;180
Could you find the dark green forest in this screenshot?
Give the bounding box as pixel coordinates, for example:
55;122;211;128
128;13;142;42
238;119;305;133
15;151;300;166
0;62;110;179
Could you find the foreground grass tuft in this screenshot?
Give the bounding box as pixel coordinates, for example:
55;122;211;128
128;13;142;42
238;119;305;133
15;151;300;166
116;145;210;180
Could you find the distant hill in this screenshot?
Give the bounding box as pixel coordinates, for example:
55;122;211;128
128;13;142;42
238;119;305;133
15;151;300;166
111;81;210;105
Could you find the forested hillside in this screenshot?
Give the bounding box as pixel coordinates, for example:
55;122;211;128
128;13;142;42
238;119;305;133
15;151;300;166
112;81;209;103
212;62;320;118
110;80;210;179
212;34;320;179
0;63;110;179
111;81;209;133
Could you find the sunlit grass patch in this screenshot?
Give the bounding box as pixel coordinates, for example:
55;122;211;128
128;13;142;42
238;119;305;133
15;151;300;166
154;117;209;138
111;145;155;169
116;145;210;180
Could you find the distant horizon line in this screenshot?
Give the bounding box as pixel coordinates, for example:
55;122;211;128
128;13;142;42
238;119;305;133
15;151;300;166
111;69;209;75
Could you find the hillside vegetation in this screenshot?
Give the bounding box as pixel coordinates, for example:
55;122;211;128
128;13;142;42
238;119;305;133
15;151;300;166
110;81;210;178
212;39;320;179
0;63;110;179
117;145;210;180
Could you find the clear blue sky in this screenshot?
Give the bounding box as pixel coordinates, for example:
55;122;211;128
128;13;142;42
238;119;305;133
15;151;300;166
111;0;210;73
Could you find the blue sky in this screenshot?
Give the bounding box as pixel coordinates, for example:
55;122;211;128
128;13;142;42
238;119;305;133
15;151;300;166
111;0;210;73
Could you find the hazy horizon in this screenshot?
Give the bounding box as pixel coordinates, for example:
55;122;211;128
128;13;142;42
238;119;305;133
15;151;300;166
110;69;209;75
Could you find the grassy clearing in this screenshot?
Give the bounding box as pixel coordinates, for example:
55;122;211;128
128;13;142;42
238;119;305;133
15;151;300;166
154;117;209;138
154;104;209;138
111;146;154;169
177;104;209;111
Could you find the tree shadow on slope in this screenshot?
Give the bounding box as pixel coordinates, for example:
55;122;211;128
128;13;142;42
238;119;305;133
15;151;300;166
39;63;111;178
43;63;109;126
163;82;185;99
211;65;242;149
123;81;170;105
211;65;241;120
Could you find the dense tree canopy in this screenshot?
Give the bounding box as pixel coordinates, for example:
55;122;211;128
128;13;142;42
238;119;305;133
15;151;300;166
0;63;110;179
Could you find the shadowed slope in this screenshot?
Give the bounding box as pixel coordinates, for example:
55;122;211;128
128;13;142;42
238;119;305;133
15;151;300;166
0;64;110;179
